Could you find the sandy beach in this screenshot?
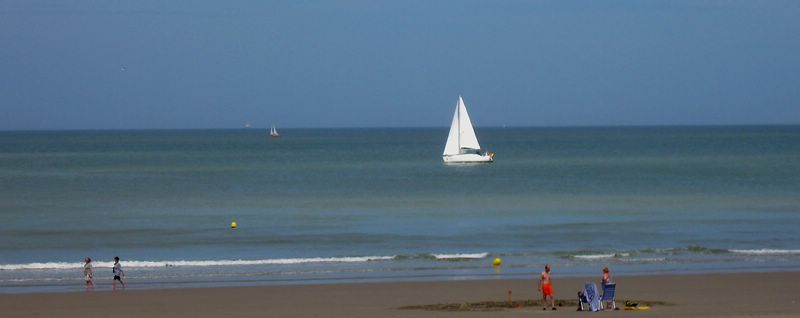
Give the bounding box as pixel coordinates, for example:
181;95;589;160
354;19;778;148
1;271;798;317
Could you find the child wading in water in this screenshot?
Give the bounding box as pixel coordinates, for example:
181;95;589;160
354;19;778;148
539;264;556;310
83;257;94;290
112;256;126;290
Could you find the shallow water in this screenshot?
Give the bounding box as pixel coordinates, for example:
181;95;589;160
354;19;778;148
1;126;799;292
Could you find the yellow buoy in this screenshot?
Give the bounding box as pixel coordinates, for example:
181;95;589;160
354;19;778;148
230;221;238;229
493;258;502;266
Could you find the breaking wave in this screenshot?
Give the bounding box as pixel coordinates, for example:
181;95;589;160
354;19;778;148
432;253;489;260
0;252;493;271
729;249;800;255
571;253;630;260
0;256;396;271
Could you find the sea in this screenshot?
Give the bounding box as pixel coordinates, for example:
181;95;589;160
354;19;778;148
1;126;799;293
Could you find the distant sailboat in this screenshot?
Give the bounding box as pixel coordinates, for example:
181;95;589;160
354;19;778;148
270;124;280;138
442;96;494;163
244;122;251;128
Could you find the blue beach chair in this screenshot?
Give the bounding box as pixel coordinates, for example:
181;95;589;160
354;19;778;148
578;282;601;311
600;283;617;310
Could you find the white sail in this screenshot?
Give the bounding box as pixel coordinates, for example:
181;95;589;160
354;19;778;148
443;102;461;156
442;95;493;163
270;124;279;137
443;96;481;156
456;96;481;150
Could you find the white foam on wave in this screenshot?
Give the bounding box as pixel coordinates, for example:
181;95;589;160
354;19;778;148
572;252;630;260
432;252;489;259
0;256;396;271
729;249;800;255
619;257;666;263
573;254;615;260
3;277;66;282
0;262;78;271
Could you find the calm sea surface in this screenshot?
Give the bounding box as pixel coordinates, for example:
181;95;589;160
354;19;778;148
1;126;799;292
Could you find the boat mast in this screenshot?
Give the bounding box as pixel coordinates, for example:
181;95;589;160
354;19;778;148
457;96;461;151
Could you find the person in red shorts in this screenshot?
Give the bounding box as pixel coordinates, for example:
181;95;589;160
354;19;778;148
538;264;556;310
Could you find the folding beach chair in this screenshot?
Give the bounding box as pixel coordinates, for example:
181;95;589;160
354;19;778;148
600;283;617;310
578;282;601;311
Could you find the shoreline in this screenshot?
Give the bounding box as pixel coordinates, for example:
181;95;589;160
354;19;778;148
1;271;798;317
4;265;800;295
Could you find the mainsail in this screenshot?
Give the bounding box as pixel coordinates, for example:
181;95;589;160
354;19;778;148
443;96;481;156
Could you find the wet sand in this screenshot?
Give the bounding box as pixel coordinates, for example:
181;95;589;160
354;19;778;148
1;271;799;317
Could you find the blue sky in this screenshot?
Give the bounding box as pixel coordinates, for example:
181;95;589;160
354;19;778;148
1;1;798;130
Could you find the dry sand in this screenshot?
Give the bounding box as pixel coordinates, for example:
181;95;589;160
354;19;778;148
1;271;799;317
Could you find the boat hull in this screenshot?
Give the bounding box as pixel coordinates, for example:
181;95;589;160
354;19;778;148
442;153;494;163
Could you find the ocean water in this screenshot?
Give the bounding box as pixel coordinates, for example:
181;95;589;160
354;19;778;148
1;126;799;293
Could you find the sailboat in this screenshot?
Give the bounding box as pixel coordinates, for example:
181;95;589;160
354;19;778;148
442;95;494;163
269;124;280;138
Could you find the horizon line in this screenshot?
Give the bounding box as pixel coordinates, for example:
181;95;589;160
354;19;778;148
2;123;800;133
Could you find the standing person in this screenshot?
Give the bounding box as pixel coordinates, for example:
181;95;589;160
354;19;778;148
112;256;126;290
538;264;556;310
83;257;94;290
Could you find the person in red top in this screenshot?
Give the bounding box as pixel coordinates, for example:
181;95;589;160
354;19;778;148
602;266;614;309
602;266;612;286
538;264;556;310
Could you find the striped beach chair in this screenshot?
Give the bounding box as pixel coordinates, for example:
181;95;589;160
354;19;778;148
600;282;617;310
578;282;601;311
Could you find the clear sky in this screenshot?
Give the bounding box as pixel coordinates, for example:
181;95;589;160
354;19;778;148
1;1;798;130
